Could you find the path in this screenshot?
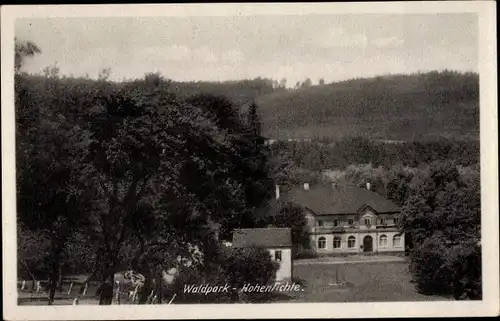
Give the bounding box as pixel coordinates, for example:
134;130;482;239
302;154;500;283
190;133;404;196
295;255;405;266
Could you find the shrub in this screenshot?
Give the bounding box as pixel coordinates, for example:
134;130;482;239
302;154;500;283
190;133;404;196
410;235;481;299
170;246;279;303
224;246;279;302
410;235;452;295
295;248;319;260
445;241;482;300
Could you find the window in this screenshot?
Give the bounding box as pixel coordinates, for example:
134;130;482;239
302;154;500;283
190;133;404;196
348;218;354;225
333;237;341;249
393;234;402;247
318;237;326;249
333;219;340;227
274;250;282;262
317;220;324;227
364;218;371;226
348;236;356;248
394;217;399;225
379;217;386;225
379;235;388;247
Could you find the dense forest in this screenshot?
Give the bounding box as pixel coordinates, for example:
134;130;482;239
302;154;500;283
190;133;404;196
148;71;479;141
22;64;480;141
258;71;479;140
270;136;479;172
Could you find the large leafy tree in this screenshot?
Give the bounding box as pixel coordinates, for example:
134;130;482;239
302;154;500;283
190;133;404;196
270;201;310;255
75;79;276;304
400;161;480;245
400;161;481;299
15;56;94;303
16;56;275;305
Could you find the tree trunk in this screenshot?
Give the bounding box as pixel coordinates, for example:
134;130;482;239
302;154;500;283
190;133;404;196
98;281;114;305
48;258;59;305
98;261;117;305
48;238;63;305
138;266;154;304
98;272;114;305
154;270;163;304
57;264;63;292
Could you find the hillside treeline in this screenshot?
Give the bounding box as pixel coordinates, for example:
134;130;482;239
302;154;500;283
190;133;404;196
120;70;480;142
168;77;278;106
258;70;479;140
270;136;479;173
23;67;480;141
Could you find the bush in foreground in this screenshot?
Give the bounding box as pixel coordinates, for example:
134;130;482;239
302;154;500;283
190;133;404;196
410;235;481;300
170;246;279;303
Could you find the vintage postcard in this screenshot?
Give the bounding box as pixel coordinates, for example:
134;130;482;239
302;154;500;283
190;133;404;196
1;2;498;319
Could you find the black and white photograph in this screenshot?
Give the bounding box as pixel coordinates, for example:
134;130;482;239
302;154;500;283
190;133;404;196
1;2;498;320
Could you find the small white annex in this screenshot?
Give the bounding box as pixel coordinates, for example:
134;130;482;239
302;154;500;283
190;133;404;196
231;228;293;281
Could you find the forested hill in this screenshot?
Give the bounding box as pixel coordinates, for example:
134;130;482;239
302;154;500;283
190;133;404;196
168;77;276;106
19;70;479;141
256;71;479;141
163;71;479;141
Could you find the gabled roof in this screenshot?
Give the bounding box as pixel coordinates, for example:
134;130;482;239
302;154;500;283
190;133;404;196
285;184;400;215
232;228;292;248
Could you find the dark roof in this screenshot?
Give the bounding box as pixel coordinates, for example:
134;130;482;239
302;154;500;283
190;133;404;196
232;228;292;248
285;184;400;215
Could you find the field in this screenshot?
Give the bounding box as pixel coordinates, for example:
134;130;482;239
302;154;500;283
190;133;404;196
287;260;450;302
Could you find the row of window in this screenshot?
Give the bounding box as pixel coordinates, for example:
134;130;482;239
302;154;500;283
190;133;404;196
317;234;402;249
317;217;399;227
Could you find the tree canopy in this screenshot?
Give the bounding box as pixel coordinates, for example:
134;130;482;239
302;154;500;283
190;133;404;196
15;70;276;304
401;161;481;299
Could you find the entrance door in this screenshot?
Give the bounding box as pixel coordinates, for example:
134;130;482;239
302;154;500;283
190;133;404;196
363;236;373;252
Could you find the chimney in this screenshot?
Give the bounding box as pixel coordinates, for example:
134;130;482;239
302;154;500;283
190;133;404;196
275;185;280;200
366;182;371;191
303;183;310;190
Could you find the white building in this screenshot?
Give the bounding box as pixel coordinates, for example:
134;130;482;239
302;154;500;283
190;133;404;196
232;228;293;281
284;183;405;255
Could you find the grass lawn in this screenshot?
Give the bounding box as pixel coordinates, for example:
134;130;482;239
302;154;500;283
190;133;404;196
288;261;450;302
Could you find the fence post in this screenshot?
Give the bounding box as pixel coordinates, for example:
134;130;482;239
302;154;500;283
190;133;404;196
82;283;88;296
114;281;120;305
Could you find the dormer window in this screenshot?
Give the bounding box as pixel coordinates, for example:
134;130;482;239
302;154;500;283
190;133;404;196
364;218;371;226
379;217;386;225
348;218;354;225
333;219;340;227
317;220;324;227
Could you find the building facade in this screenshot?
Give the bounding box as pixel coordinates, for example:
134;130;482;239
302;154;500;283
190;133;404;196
232;228;293;281
284;183;405;255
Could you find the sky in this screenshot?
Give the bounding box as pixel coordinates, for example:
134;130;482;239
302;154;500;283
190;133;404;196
15;13;478;85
